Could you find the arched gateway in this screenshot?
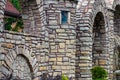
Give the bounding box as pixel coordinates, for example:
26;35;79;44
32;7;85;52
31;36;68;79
92;12;106;66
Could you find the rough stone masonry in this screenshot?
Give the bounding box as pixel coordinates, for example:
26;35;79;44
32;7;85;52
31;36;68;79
0;0;120;80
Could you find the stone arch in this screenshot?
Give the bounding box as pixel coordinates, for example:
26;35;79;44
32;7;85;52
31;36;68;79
0;45;38;79
13;45;38;78
92;12;106;66
12;54;33;80
76;0;108;79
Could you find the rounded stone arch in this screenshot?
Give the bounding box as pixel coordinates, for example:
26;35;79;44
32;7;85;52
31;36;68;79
12;54;33;80
76;0;108;79
92;12;106;66
0;45;38;79
13;45;39;77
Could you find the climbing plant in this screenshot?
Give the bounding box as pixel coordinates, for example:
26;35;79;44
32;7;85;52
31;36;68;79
5;0;23;32
5;17;23;32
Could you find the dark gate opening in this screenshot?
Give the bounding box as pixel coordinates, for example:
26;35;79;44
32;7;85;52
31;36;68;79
92;12;106;66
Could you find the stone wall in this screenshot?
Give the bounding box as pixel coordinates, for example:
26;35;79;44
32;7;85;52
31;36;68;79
0;31;48;80
0;0;120;80
43;0;77;78
76;0;110;80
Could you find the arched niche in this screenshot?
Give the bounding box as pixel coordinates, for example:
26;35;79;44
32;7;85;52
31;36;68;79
12;54;33;80
92;12;106;66
114;5;120;36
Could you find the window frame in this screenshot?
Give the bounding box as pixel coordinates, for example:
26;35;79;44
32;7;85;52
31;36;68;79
60;11;70;24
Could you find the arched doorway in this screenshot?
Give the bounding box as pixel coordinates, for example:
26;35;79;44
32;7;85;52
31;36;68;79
114;5;120;36
92;12;106;66
12;55;33;80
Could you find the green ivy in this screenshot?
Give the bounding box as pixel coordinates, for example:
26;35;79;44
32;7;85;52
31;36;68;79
5;17;23;32
62;75;69;80
5;0;23;32
91;66;108;80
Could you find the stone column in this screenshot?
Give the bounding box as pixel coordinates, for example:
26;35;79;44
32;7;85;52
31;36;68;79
0;0;6;31
76;11;92;80
108;9;117;80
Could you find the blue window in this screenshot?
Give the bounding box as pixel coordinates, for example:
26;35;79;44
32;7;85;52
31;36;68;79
61;11;68;24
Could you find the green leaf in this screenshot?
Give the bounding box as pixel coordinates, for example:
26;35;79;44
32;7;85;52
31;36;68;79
91;66;108;80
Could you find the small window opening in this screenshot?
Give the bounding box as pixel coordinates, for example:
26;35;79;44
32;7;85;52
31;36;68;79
61;11;70;24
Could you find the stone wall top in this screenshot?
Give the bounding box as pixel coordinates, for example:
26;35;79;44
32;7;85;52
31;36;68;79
0;30;43;39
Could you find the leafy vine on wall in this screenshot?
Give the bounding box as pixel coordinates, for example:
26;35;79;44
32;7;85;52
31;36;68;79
5;0;23;32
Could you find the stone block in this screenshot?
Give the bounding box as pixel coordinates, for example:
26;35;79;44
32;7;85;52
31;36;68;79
62;66;67;70
52;66;61;69
39;66;47;71
49;58;56;61
79;63;89;67
1;43;14;49
63;57;69;62
66;40;70;44
57;62;62;65
51;50;57;53
58;49;65;53
70;40;75;44
56;29;65;32
99;60;106;65
59;43;65;48
49;20;57;25
57;57;62;61
6;34;12;39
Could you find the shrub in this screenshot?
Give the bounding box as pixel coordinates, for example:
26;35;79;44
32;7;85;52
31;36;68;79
62;75;69;80
91;66;108;80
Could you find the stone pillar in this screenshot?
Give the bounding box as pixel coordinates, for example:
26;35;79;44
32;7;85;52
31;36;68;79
107;8;120;79
76;11;92;80
35;0;50;78
0;0;6;31
107;9;114;80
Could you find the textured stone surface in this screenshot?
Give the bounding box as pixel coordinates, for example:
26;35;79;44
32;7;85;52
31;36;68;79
0;0;120;80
